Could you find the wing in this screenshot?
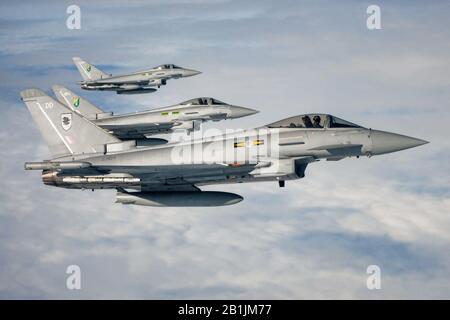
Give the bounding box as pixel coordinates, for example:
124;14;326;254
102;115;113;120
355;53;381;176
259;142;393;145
100;122;177;139
136;163;256;192
139;177;201;192
51;162;257;191
132;163;257;186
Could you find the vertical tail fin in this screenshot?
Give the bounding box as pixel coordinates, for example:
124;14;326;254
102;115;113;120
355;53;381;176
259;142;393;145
20;88;120;158
72;57;110;81
52;85;104;117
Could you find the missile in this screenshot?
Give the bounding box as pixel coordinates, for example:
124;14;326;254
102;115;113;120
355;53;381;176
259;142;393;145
24;161;91;170
41;171;140;187
116;88;158;94
115;191;243;207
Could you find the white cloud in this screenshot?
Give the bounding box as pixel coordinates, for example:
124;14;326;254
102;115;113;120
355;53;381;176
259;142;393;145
0;0;449;299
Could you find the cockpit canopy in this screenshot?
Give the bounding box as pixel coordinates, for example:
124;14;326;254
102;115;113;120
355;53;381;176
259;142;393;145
180;97;227;106
155;64;181;70
267;114;363;129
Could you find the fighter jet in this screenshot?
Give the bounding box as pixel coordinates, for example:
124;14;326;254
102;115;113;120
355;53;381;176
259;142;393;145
72;57;201;94
21;89;428;207
52;85;258;142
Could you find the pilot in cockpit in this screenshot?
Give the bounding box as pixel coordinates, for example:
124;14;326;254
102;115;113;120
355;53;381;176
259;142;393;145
313;115;322;128
302;115;313;128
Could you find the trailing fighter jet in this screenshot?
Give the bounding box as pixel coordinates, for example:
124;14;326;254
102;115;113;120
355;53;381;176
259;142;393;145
52;85;258;141
21;89;428;207
72;57;201;94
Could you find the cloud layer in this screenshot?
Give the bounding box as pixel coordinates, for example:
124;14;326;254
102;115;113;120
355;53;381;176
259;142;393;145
0;0;449;299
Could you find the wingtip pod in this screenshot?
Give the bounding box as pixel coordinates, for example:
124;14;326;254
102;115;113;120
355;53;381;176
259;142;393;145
24;161;92;170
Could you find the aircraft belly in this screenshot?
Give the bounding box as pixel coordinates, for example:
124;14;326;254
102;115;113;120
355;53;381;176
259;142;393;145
94;75;148;84
195;173;299;187
96;115;161;125
104;124;174;137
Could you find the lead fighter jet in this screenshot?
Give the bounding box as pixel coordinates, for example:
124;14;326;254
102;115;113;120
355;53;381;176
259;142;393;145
73;57;201;94
52;85;258;142
21;89;428;207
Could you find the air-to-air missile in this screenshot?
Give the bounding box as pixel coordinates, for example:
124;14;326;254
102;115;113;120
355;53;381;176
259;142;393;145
72;57;201;94
52;85;258;143
21;89;428;207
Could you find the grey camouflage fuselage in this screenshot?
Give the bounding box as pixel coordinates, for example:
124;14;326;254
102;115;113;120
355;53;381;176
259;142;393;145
73;57;201;94
21;89;428;207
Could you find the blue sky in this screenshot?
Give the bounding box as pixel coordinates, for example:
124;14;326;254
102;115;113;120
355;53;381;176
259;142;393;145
0;0;449;298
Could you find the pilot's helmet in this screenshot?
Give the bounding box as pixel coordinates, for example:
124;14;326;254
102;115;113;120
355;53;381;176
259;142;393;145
313;115;321;123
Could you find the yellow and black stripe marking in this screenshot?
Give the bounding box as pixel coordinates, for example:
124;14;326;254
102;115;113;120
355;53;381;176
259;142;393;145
161;111;180;116
234;139;264;148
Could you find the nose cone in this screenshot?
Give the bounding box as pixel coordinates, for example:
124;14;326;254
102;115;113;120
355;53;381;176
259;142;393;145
228;106;259;119
371;130;429;155
183;69;202;77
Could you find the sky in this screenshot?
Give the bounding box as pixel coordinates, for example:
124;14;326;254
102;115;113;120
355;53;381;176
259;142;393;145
0;0;449;299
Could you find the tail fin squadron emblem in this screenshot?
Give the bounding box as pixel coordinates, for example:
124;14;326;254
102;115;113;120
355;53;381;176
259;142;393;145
72;96;80;108
86;64;91;72
61;113;72;131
